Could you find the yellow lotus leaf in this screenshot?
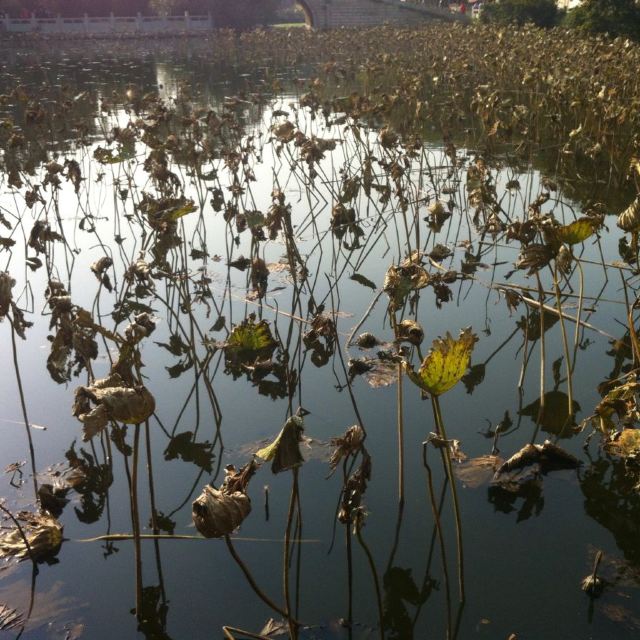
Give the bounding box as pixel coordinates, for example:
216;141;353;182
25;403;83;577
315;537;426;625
557;218;595;245
406;328;478;396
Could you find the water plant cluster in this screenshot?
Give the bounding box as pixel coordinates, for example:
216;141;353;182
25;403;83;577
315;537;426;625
1;22;640;639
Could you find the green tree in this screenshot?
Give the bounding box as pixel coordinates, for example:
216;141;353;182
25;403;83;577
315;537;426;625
565;0;640;39
481;0;559;28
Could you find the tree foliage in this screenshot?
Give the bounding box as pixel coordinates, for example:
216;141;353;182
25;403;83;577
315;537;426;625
481;0;560;28
565;0;640;39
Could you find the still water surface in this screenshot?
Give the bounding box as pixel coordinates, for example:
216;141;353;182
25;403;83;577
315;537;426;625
0;37;638;639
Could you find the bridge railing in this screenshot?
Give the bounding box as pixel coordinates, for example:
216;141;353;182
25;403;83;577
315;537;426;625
0;12;215;35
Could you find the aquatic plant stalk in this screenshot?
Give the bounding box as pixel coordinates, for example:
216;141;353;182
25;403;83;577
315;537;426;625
224;535;294;622
283;468;299;639
553;264;574;423
422;443;452;637
431;395;465;603
354;523;384;640
397;361;405;505
131;423;143;620
532;275;547;443
8;317;38;501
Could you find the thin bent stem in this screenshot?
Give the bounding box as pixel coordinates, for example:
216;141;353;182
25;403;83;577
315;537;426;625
422;443;452;637
531;274;547;443
571;259;585;371
131;423;143;620
224;535;294;623
553;263;574;423
397;361;405;505
432;395;465;603
355;525;384;640
283;468;299;639
9;316;38;501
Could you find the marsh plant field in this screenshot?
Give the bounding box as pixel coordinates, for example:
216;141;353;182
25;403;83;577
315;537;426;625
2;23;640;639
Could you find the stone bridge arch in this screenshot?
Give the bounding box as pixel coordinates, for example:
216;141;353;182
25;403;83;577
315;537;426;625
295;0;317;27
293;0;462;30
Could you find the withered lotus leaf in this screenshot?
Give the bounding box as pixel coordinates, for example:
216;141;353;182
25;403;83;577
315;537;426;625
618;197;640;232
329;424;365;471
0;511;63;562
383;263;430;310
0;271;14;318
495;440;580;477
396;319;424;346
0;603;23;631
73;374;156;440
605;429;640;461
192;486;251;538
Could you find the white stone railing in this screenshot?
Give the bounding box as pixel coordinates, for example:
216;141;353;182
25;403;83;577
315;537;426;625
0;12;214;34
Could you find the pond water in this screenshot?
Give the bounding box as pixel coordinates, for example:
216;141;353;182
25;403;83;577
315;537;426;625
1;33;640;640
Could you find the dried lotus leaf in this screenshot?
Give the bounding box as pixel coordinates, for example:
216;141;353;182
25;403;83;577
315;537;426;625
606;429;640;460
192;486;251;538
354;332;380;349
89;385;155;424
0;603;24;631
383;263;430;310
0;511;63;562
73;376;156;440
428;201;447;217
617;197;640;232
396;319;424;345
455;455;503;489
0;272;14;318
516;243;554;275
90;256;113;292
329;424;365;471
495;440;579;477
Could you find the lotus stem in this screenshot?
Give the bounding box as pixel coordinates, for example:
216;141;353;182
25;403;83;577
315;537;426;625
8;316;38;501
422;442;452;637
354;524;384;640
571;259;585;371
432;395;465;603
131;423;143;620
532;274;547;443
283;468;299;639
553;263;574;424
224;535;294;623
397;361;405;505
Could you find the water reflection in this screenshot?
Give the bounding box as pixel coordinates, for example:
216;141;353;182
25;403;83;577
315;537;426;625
582;451;640;569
